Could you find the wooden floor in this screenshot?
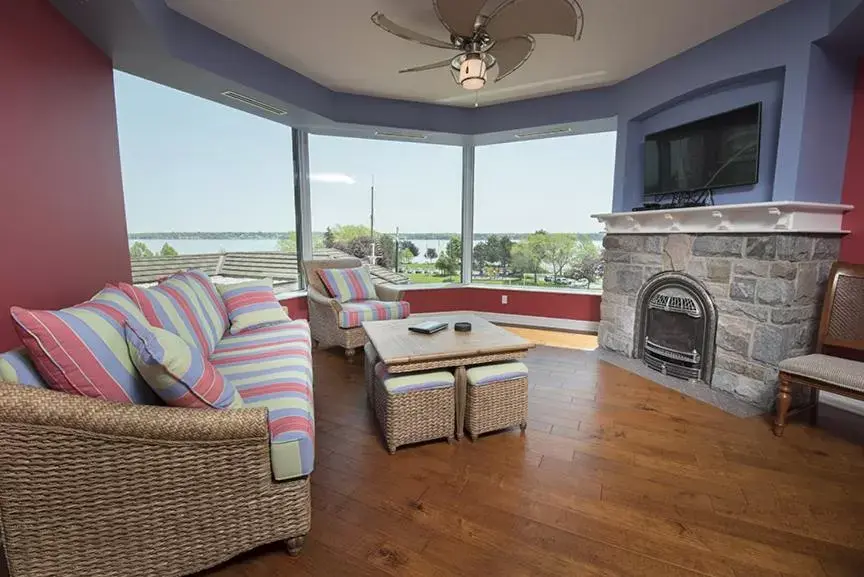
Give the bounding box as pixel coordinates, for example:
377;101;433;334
203;334;864;577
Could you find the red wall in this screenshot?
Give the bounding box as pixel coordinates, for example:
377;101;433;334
0;0;131;350
402;287;601;322
840;58;864;263
282;287;601;324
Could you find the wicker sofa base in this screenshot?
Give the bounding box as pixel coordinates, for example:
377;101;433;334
373;378;455;454
465;376;529;440
0;416;311;577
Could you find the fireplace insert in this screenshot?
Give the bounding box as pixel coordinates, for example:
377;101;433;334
633;272;717;383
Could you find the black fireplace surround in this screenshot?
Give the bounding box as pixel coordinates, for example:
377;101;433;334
633;272;718;384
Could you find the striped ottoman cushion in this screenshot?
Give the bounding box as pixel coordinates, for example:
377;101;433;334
125;317;242;409
338;300;411;329
217;278;290;334
0;348;47;388
375;363;455;394
466;362;529;386
120;273;220;355
317;266;377;302
10;287;159;404
211;320;314;480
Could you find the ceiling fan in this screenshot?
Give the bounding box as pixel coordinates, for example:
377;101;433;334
371;0;584;92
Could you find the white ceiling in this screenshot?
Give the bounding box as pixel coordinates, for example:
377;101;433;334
167;0;787;107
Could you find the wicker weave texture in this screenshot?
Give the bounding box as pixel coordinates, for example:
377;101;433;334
386;351;528;374
373;378;454;453
364;343;378;407
465;377;529;439
827;275;864;343
0;383;311;577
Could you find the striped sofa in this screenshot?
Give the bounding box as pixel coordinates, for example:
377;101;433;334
0;275;314;577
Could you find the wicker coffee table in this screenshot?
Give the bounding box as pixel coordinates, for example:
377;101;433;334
362;314;534;439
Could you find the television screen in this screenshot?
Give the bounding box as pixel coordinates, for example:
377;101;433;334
643;103;761;196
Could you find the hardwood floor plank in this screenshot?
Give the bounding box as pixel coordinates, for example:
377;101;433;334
198;336;864;577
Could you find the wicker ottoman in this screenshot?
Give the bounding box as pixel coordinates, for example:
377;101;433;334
363;342;378;407
373;363;456;454
465;361;529;441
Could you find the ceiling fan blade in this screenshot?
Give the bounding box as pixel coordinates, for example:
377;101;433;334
399;58;454;74
485;0;584;40
433;0;488;37
371;12;457;50
489;35;535;81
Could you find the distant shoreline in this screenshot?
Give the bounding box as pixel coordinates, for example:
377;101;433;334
128;231;605;241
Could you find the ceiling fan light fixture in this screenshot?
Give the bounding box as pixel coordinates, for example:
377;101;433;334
459;54;487;90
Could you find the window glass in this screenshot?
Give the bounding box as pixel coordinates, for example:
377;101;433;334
114;72;299;294
473;132;616;292
309;135;462;284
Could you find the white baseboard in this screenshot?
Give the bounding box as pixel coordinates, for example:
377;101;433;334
414;310;599;334
820;392;864;417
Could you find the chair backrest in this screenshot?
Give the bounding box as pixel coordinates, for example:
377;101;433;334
817;262;864;352
301;257;363;295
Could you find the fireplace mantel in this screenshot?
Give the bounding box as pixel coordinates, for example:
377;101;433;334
592;202;852;235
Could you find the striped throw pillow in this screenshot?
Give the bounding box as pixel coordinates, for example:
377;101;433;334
125;317;242;409
10;287;160;404
179;270;230;341
317;266;377;303
119;273;219;355
0;348;47;388
216;279;290;335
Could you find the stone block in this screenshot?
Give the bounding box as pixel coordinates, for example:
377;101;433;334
734;377;775;411
730;277;757;303
606;251;632;263
770;261;797;280
770;306;819;325
734;261;770;277
644;236;664;254
711;369;739;394
817;260;833;284
662;235;694;271
600;292;630;306
776;236;813;261
704;283;731;301
715;299;770;322
716;317;754;358
643;266;664;280
632;253;664;266
715;353;767;381
813;237;841;260
685;259;707;279
692;235;743;258
794;262;822;305
706;259;732;283
751;325;786;364
744;236;776;260
604;235;645;252
755;278;794;306
613;266;644;295
787;321;817;351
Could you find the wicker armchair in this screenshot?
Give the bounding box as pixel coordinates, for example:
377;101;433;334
302;258;405;358
774;262;864;436
0;384;310;577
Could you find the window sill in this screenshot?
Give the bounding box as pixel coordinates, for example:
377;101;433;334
276;289;307;301
393;283;602;297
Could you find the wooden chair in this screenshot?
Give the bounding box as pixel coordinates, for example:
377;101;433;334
774;262;864;436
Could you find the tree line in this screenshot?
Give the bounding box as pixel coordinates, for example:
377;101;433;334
129;242;178;258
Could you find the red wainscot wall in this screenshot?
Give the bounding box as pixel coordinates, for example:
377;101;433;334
284;286;602;324
0;0;132;350
840;58;864;264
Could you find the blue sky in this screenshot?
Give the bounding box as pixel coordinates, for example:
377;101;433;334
114;71;615;235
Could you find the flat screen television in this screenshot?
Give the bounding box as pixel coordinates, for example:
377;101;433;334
643;103;762;197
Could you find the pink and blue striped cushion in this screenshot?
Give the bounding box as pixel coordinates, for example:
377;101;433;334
216;278;290;334
10;288;160;404
125;317;242;409
317;266;377;303
338;300;411;329
120;273;219;355
211;321;314;480
182;270;230;342
0;348;47;388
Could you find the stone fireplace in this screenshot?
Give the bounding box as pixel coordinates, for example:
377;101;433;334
597;226;844;410
634;272;717;383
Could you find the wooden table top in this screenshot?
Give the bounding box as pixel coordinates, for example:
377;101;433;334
362;314;534;366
